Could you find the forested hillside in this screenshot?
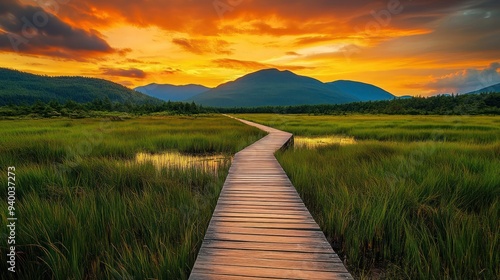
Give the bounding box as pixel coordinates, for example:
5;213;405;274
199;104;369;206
0;68;160;106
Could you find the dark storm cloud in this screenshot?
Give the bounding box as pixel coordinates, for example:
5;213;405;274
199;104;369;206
0;0;114;59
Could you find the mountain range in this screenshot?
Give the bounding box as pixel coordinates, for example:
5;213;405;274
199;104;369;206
4;67;497;108
189;69;360;107
136;68;395;107
325;80;394;102
134;83;209;101
465;83;500;95
0;68;160;106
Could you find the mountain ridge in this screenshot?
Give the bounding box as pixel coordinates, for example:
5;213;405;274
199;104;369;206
9;67;496;108
464;83;500;95
0;68;160;106
135;83;210;101
188;69;360;107
326;80;395;101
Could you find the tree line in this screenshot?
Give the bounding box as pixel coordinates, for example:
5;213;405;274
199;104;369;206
218;93;500;115
1;93;498;118
0;98;210;118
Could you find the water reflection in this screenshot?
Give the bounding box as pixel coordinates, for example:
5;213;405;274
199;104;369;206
294;136;356;149
135;152;232;174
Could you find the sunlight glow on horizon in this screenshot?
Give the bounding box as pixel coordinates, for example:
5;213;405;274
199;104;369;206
1;0;499;96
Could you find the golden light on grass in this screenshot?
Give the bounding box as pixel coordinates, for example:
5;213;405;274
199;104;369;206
135;151;232;174
294;136;356;149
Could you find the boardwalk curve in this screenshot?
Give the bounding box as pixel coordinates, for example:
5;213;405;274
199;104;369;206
189;117;353;280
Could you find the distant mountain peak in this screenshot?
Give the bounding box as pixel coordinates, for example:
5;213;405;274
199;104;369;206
234;68;321;86
245;68;297;77
326;80;394;101
189;68;360;107
243;68;281;77
186;68;397;107
254;68;283;73
258;68;278;71
134;83;210;102
335;79;370;85
464;82;500;95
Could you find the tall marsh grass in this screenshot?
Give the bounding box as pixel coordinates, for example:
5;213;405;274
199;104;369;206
0;115;265;279
239;114;499;279
236;114;500;143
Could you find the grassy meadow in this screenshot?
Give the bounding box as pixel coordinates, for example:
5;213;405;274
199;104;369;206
236;114;499;279
0;115;265;279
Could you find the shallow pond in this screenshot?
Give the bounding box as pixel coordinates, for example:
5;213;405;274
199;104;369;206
135;151;232;174
294;136;356;149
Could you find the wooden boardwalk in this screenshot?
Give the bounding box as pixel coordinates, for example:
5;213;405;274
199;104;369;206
189;118;353;280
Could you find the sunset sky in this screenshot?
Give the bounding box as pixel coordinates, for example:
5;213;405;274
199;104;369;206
1;0;499;96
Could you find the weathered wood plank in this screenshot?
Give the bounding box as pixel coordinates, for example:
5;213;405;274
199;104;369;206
203;232;331;245
208;221;320;230
213;213;311;220
209;217;316;224
201;240;335;253
219;195;301;202
214;206;310;213
199;248;342;262
189;272;274;280
214;205;312;212
194;255;348;273
192;263;351;280
189;116;353;280
206;226;325;238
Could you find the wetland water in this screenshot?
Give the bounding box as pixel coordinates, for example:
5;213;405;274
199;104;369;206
133;137;355;172
135;151;232;174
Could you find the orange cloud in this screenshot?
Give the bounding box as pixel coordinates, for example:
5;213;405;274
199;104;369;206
212;58;313;72
172;38;233;55
294;36;344;46
100;67;147;78
2;0;499;95
163;67;182;75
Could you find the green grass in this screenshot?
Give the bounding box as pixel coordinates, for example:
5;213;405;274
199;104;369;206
236;114;500;143
0;115;265;279
237;114;499;279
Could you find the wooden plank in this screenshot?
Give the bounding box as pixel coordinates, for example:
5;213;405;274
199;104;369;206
215;205;309;213
189;273;271;280
204;232;331;245
208;221;320;230
194;255;348;273
214;209;311;217
199;248;341;262
209;217;316;224
201;240;335;253
206;226;325;238
189;116;352;280
213;212;311;220
192;263;351;280
215;206;310;212
217;199;305;205
217;196;303;202
218;195;301;200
